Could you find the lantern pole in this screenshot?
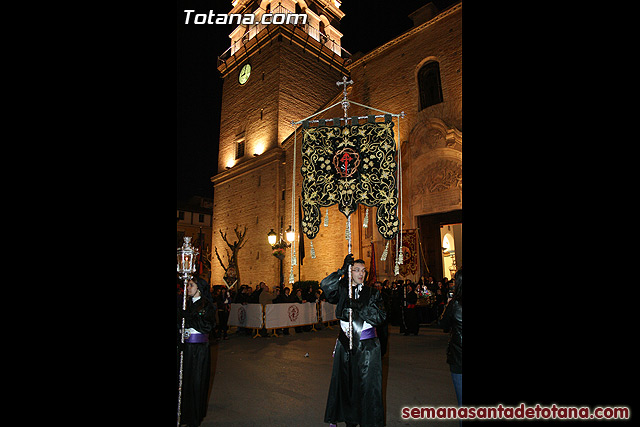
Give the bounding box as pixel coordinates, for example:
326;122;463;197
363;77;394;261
177;236;198;427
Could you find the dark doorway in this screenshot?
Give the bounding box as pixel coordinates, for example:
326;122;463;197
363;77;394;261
417;209;462;281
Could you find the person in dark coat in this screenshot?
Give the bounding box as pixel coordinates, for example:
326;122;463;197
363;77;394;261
439;268;462;408
216;287;231;340
249;283;263;303
321;254;387;427
403;284;419;336
292;288;306;333
273;286;291;335
178;277;216;427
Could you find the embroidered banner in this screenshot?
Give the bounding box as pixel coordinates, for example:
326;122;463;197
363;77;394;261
393;229;418;277
300;116;399;240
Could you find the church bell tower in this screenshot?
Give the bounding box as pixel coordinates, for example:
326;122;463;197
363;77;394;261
211;0;350;288
215;0;350;172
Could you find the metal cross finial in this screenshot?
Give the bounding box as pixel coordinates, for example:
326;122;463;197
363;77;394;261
336;76;353;118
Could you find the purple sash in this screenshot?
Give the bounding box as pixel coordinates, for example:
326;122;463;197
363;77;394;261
185;332;209;343
360;327;377;340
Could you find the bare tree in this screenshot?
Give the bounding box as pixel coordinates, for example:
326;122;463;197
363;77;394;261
214;225;248;289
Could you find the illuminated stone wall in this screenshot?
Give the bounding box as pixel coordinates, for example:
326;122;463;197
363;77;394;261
212;2;462;287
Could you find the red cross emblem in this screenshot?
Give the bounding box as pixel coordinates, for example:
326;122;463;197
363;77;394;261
333;148;360;177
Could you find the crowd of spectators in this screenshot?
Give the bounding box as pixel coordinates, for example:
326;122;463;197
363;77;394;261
177;274;457;340
377;275;457;328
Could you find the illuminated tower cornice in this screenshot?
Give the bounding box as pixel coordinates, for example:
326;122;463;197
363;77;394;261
217;0;350;77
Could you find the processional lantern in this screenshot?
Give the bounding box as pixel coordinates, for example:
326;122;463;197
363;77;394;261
176;236;199;426
177;236;198;279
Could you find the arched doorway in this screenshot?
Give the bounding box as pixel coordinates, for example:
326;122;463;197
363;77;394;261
417;209;462;281
441;226;460;280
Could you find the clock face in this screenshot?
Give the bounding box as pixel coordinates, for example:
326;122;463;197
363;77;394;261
239;63;251;85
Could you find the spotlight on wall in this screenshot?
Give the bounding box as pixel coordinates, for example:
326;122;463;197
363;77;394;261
254;142;265;156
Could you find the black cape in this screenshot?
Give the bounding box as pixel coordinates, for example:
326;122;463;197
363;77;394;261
402;290;419;335
321;270;387;427
178;295;216;426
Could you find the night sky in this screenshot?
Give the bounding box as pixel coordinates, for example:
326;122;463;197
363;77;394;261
176;0;459;203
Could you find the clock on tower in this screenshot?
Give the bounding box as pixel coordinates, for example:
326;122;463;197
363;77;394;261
238;63;251;85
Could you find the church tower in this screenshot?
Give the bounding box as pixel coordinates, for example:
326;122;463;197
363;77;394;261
211;0;350;288
216;0;349;172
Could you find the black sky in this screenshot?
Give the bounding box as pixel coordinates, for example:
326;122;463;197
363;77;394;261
176;0;459;203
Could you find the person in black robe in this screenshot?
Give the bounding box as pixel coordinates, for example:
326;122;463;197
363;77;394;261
402;284;419;336
178;277;216;427
321;254;387;427
439;268;462;408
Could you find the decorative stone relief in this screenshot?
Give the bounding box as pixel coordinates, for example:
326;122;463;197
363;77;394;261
423;159;462;193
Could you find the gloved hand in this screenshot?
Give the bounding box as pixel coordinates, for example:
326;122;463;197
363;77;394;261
341;298;363;318
338;254;354;276
344;297;363;311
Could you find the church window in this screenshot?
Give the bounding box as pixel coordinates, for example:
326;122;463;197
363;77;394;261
418;61;443;110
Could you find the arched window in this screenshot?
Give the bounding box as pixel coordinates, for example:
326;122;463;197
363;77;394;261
319;20;327;44
418;61;443;110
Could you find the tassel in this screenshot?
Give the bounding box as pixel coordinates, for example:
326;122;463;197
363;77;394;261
310;240;316;259
363;208;369;228
289;265;295;283
398;248;403;265
292;247;297;266
394;261;399;276
380;241;389;261
324;208;329;227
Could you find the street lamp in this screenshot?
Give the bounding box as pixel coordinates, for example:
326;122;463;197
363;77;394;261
267;228;277;246
267;228;291;289
176;236;198;427
285;225;295;243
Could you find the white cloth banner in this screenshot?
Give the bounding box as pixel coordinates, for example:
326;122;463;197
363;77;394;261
228;303;263;328
320;301;337;322
264;302;317;329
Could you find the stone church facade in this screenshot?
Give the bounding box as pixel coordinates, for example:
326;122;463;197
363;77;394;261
211;0;462;288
